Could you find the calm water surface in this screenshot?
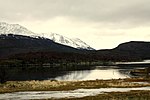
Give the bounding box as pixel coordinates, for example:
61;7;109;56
49;60;150;81
49;66;131;81
6;60;149;81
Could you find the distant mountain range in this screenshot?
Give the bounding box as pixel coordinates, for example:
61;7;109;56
0;33;150;61
0;22;94;50
0;22;150;61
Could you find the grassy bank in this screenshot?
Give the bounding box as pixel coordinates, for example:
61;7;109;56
0;78;150;94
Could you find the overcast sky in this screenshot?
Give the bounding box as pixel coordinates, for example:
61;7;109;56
1;0;150;49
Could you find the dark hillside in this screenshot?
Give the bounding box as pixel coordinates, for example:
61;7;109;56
0;34;84;58
97;41;150;61
0;34;150;62
113;41;150;59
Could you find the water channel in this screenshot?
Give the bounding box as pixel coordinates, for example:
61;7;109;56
0;87;150;100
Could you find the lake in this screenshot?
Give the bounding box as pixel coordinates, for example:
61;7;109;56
3;60;150;81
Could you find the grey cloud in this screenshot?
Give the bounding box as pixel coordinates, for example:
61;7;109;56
0;0;150;27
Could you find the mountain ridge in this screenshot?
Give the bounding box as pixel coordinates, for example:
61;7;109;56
0;22;94;50
0;34;86;58
0;34;150;61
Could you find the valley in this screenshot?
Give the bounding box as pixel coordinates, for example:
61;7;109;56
0;22;150;100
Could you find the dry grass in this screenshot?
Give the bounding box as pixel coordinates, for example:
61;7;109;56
0;78;150;94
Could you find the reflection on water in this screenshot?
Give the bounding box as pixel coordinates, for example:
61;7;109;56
5;65;132;81
6;60;150;81
50;66;131;81
0;87;150;100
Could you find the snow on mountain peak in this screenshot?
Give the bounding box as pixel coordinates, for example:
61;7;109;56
0;22;95;50
0;22;36;36
46;33;95;50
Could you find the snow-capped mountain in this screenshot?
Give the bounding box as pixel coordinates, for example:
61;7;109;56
0;22;94;50
0;22;36;36
45;33;94;50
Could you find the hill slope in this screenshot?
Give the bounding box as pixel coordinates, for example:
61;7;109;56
0;34;84;58
97;41;150;61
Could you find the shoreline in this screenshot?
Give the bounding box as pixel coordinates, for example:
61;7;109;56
60;90;150;100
